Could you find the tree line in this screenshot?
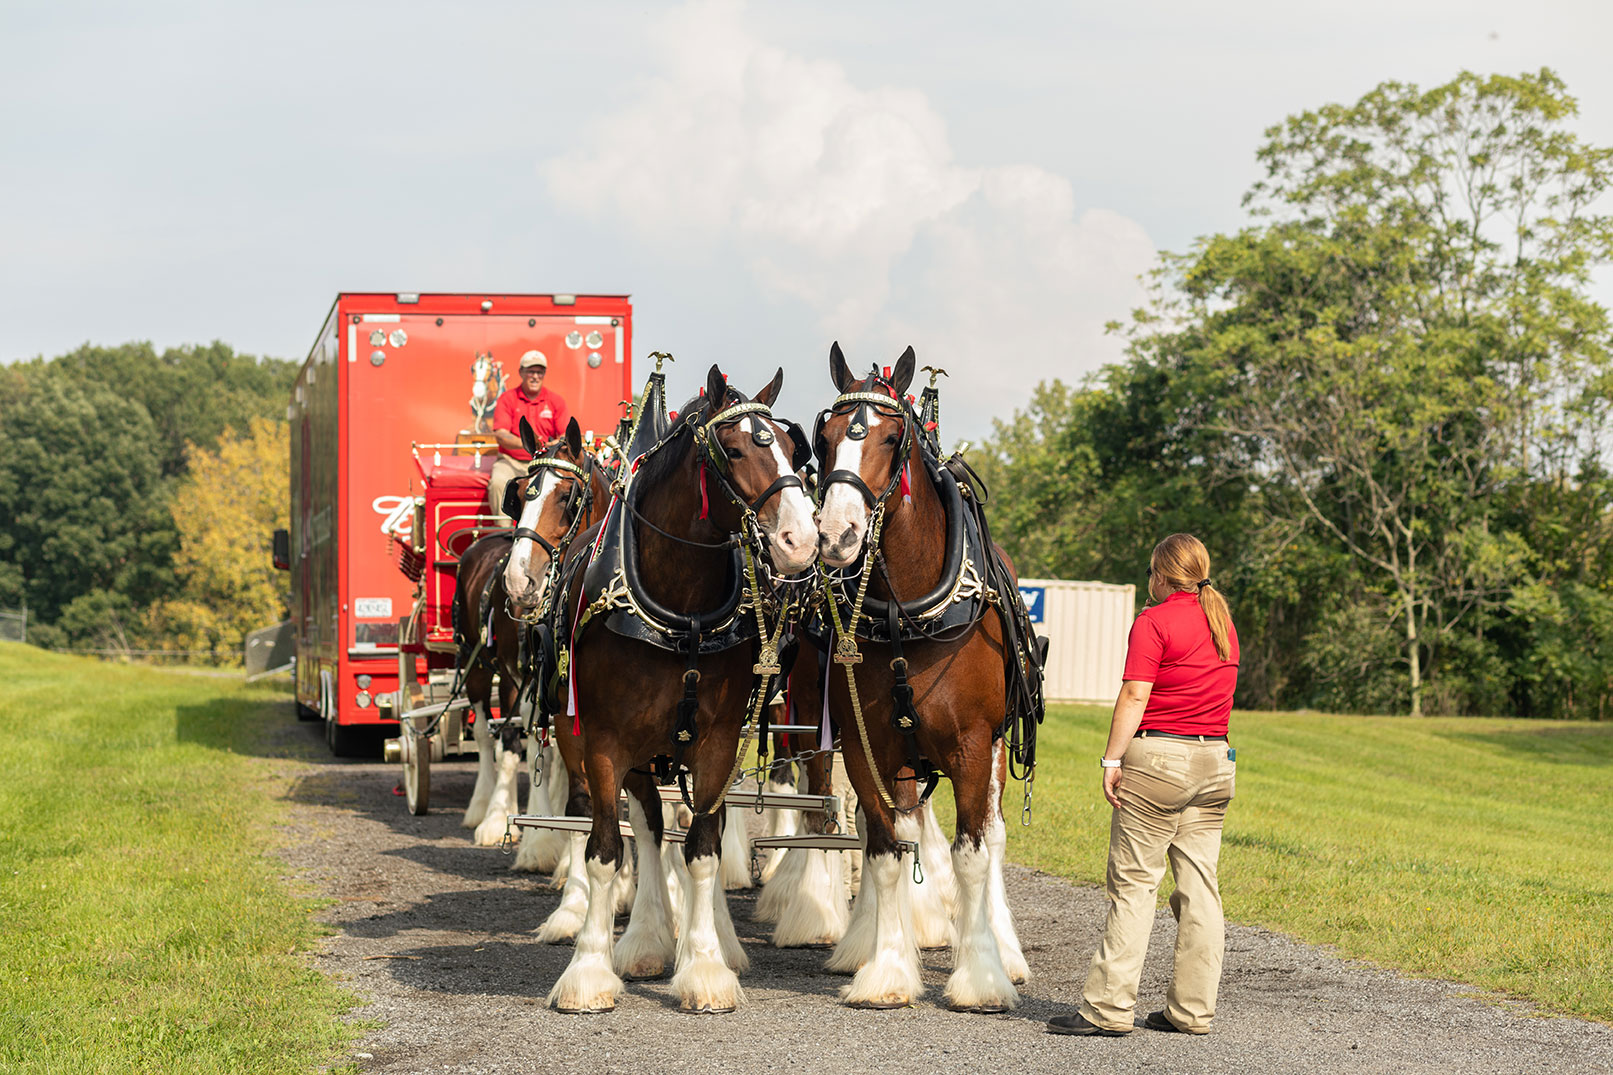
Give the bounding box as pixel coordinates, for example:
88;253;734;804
0;342;295;659
979;70;1613;719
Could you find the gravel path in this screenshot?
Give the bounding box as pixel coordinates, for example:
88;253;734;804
272;723;1613;1075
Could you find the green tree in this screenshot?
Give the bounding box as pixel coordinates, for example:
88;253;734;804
0;364;178;642
1123;69;1613;715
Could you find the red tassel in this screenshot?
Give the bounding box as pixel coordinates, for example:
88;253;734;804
699;462;710;519
900;460;911;504
572;710;581;737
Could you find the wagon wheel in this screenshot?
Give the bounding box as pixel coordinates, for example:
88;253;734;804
402;716;431;816
397;623;431;815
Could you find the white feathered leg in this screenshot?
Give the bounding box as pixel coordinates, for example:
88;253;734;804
987;746;1030;984
614;796;676;979
902;805;957;949
761;804;849;946
473;736;522;846
720;804;753;890
837;772;863;899
514;739;569;873
839;851;922;1008
670;853;745;1012
661;804;688;934
611;840;637;916
461;702;495;829
712;863;750;972
535;831;588;942
546;856;625;1012
943;838;1018;1012
826;820;876;974
757;771;799;885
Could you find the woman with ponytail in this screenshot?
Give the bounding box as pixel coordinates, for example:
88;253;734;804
1049;533;1240;1039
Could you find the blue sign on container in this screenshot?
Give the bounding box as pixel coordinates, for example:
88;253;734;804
1019;586;1045;623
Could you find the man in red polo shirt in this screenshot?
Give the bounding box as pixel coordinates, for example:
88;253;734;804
488;349;571;517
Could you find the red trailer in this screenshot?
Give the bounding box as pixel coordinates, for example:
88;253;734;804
281;292;633;755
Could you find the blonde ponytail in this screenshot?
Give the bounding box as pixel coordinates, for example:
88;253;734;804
1149;533;1233;662
1198;583;1233;662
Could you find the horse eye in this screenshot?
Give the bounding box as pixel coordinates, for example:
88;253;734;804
726;445;743;460
885;434;901;446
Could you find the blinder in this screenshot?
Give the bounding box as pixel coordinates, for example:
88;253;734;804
501;476;525;521
782;421;811;473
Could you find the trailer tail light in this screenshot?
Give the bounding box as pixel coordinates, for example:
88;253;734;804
355;691;372;708
356;675;372;688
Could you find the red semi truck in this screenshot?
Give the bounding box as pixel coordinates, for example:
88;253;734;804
279;292;633;755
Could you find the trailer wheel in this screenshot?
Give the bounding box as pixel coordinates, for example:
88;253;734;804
326;714;368;757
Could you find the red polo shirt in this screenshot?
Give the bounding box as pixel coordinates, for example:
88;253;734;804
1121;591;1240;736
494;385;570;461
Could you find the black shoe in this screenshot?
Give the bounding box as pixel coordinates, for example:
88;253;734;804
1047;1012;1128;1037
1145;1010;1193;1033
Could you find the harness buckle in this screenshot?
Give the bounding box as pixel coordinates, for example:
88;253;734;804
752;642;781;677
833;636;863;666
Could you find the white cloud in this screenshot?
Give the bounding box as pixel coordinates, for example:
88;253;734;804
542;0;1156;436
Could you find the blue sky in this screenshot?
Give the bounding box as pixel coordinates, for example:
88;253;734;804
3;0;1610;439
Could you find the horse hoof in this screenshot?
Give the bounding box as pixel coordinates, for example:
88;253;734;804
552;1002;615;1014
949;1002;1009;1015
679;1004;736;1015
620;961;667;981
846;998;910;1010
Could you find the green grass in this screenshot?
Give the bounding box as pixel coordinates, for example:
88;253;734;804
0;643;360;1074
978;704;1613;1023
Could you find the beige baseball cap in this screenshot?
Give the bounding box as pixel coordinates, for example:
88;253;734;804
519;350;548;370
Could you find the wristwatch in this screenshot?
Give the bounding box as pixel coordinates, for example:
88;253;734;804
1099;758;1122;769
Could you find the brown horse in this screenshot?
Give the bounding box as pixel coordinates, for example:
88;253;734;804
546;364;817;1014
452;418;609;849
809;343;1034;1012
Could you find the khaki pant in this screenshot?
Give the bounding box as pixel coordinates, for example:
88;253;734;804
487;453;524;519
1079;734;1236;1034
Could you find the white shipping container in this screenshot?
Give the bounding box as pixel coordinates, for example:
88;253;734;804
1017;578;1136;705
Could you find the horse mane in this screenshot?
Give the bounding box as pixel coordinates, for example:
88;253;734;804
631;386;752;492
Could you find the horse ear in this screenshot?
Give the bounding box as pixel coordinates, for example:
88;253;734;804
755;367;784;407
565;416;583;457
891;346;916;395
519;417;539;456
705;365;729;410
830;341;854;392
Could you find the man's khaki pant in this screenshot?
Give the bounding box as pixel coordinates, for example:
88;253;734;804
1079;733;1236;1034
487;453;524;519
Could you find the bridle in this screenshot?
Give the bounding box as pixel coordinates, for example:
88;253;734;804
511;451;594;558
506;447;599;622
695;398;811;515
813;381;916;512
